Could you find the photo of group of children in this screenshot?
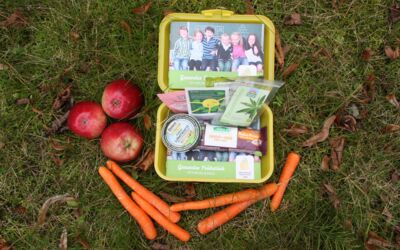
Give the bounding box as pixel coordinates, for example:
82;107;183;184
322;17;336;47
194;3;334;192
169;22;265;73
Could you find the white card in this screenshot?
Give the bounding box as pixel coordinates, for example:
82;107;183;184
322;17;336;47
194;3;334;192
204;124;237;148
235;155;255;180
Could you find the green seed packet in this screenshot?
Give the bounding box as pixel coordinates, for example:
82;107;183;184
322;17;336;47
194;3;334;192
185;88;229;119
220;86;270;127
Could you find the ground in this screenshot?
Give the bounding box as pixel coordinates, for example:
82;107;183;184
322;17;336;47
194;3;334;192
0;0;399;249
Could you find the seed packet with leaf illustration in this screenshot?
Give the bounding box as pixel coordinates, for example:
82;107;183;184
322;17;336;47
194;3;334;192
220;86;269;127
185;88;229;119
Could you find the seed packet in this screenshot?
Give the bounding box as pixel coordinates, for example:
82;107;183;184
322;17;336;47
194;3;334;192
157;91;188;113
185;87;229;119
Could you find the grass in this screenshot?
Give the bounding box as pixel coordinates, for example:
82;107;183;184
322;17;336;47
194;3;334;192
1;0;399;249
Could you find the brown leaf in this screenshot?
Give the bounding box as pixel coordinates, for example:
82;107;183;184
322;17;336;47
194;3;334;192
321;155;330;171
282;63;298;79
329;137;345;171
120;20;132;34
332;0;344;11
361;48;372;61
143;114;152;130
385;46;400;60
51;154;64;166
245;0;255;14
389;3;400;23
313;48;332;59
275;29;285;68
284;13;302;25
151;242;170;250
343;219;353;230
335;114;357;132
322;183;340;209
76;235;90;249
0;238;12;250
132;1;152;15
283;45;292;57
283;124;309;136
184;183;196;200
59;228;68;250
158;191;186;203
163;10;175;16
69;31;80;41
386;93;400;109
0;11;29;27
132;149;155;172
382;207;393;223
15;98;31;105
391;170;399;184
32;107;44;115
302;115;336;147
382;124;400;133
14;205;27;215
50;139;66;151
357;74;376;104
52;85;72;110
37;194;75;226
45;111;70;136
365;232;394;249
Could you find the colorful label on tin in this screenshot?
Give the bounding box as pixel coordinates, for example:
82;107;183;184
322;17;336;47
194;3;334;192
165;118;197;148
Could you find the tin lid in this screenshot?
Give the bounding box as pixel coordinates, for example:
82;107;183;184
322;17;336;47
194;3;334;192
161;114;201;152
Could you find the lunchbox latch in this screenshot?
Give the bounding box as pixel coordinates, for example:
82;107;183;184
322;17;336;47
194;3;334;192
201;9;234;17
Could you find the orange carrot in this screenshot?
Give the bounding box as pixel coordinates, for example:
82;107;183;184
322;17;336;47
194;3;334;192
270;152;301;212
98;167;157;240
171;183;278;212
131;192;191;242
196;183;278;234
106;160;181;223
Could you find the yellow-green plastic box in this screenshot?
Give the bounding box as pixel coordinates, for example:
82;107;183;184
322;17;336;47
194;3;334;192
155;9;275;183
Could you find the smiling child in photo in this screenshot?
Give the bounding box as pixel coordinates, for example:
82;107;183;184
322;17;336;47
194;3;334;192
173;26;190;70
217;33;233;72
245;33;263;72
188;30;203;71
230;32;248;72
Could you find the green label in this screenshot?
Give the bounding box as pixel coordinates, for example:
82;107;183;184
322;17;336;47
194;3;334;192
169;70;238;89
166;160;261;180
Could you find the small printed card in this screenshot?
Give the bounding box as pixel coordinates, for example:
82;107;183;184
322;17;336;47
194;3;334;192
204;124;238;148
235;155;255;180
185;88;228;119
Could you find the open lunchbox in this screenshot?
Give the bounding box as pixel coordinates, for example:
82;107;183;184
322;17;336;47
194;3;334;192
154;9;276;183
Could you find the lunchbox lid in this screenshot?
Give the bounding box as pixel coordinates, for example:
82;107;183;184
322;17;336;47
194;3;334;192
157;9;275;92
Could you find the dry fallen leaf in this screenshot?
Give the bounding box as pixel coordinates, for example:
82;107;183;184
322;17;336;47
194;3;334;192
184;183;196;200
321;155;330;171
76;235;90;250
32;107;44;115
365;232;394;249
386;93;400;109
59;228;68;250
283;124;309;136
132;1;152;15
382;207;393;223
361;48;372;61
0;11;29;27
120;20;132;34
151;242;170;250
69;31;80;41
14;205;27;215
37;194;75;226
45;111;70;136
284;13;302;25
51;154;64;166
163;10;175;16
322;183;340;209
332;0;344;11
53;85;72;110
15;98;31;105
357;74;376;104
391;170;399;184
389;3;400;24
335;114;357;132
283;45;292;57
275;29;285;68
50;139;66;151
282;63;299;79
245;0;255;14
329;137;345;171
143;114;152;130
313;48;332;59
158;191;186;203
132;149;155;172
302;115;336;147
343;219;353;230
385;46;400;60
0;238;12;250
382;124;400;133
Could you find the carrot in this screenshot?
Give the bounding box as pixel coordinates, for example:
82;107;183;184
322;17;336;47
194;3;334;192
196;183;278;234
106;160;181;223
171;183;278;212
98;167;157;240
270;152;301;212
131;192;191;242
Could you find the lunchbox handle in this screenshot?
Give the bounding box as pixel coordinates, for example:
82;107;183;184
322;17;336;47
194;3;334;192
201;9;234;17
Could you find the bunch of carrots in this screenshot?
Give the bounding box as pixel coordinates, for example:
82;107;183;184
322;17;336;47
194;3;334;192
98;152;300;241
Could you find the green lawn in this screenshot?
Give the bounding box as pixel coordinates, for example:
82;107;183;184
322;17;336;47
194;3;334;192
1;0;399;249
